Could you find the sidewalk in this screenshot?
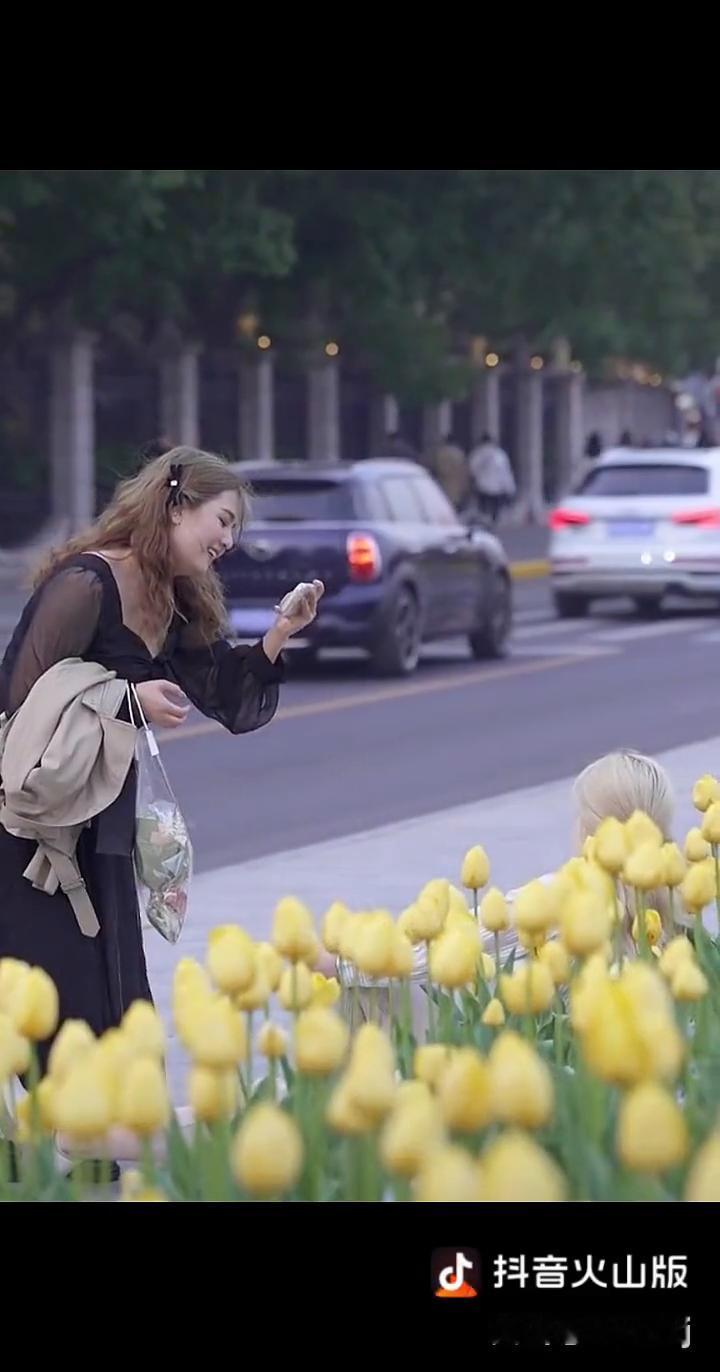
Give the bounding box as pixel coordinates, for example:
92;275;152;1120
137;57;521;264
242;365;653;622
144;731;720;1102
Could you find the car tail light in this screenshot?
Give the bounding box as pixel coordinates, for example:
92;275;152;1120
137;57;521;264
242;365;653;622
347;532;382;582
671;507;720;528
548;508;591;530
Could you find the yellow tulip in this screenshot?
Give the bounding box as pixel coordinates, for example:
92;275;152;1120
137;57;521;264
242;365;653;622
326;1078;375;1135
661;842;686;888
8;966;58;1041
488;1031;554;1129
631;907;663;948
47;1020;96;1081
500;962;555;1016
671;960;709;1002
235;969;272;1013
345;1059;396;1123
414;1144;483;1202
681;857;716;913
232;1104;303;1196
122;1001;166;1059
625;810;663;851
481;1130;567;1201
560;890;611;958
295;1007;350;1076
537;940;571;986
207;925;257;995
54;1061;113;1140
448;885;472;917
182;997;248;1068
255;942;283;992
429;928;479;989
278;962;314;1012
617;1082;689;1172
256;1021;288;1059
482;997;506;1027
445;906;477;936
173;958;212;1002
92;1031;136;1113
685;827;711;863
396;904;420;940
409;888;449;942
380;1097;446;1177
513;880;556;934
122;1187;168;1203
685;1133;720;1201
389;928;415;979
692;773;720;813
189;1066;238;1123
0;958;30;1014
322;901;352;955
396;1079;434;1109
593;817;627;874
311;972;341;1008
518;926;546;953
338;916;362;962
624;841;665;891
479;887;509;933
118;1058;170;1136
461;846;490;891
272;896;319;965
438;1047;492;1132
414;1043;455;1089
701;802;720;845
658;935;695;980
353;911;396;978
581;978;683;1086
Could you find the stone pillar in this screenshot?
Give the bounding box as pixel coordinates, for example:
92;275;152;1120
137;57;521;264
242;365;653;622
160;343;200;447
307;355;340;462
553;369;585;497
470;368;501;444
514;365;545;522
50;329;96;530
239;354;275;463
369;393;399;452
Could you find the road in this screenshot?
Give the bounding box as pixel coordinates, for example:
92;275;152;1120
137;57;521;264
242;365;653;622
159;579;720;873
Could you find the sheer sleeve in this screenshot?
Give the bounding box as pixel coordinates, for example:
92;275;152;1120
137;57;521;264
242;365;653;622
3;567;103;715
168;627;284;735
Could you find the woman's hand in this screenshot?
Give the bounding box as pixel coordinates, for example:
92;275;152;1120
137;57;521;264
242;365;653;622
276;579;325;638
134;679;190;729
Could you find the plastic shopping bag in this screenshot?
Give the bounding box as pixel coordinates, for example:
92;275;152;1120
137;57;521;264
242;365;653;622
127;684;192;944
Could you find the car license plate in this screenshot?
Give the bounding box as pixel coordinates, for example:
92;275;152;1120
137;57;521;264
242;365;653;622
607;520;655;538
230;608;277;635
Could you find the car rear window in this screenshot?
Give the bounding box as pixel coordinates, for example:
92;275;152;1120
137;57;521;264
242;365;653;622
247;480;356;521
577;464;710;497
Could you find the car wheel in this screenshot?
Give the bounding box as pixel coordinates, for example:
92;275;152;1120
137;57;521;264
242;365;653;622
370;584;422;676
469;570;512;659
633;596;663;617
553;591;590;618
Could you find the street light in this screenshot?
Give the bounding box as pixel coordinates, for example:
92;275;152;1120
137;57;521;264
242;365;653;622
257;335;272;350
485;352;499;368
325;341;340;358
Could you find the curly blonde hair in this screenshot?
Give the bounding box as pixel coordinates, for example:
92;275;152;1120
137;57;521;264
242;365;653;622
32;447;252;645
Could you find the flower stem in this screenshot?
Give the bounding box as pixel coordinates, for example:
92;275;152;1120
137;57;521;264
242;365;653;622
424;943;437;1041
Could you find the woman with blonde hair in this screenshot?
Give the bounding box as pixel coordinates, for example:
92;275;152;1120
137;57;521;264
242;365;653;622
0;446;323;1064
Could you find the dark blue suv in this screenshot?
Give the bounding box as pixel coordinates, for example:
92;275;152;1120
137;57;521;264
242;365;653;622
219;459;512;676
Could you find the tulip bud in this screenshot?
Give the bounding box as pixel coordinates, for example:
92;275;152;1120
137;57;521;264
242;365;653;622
448;885;472;917
625;810;663;852
446;906;477;936
47;1020;96;1082
0;958;30;1015
624;841;665;891
685;827;711;863
380;1096;446;1178
189;1066;238;1123
326;1078;374;1135
481;1130;567;1202
122;1001;166;1059
661;842;686;888
353;911;396;978
537;940;571;986
322;901;351;954
207;925;256;995
430;928;479;989
17;1078;57;1136
594;817;627;875
414;1145;483;1202
182;996;248;1068
701;802;720;845
256;1021;288;1059
0;1011;31;1081
410;882;450;941
617;1082;689;1173
396;904;420;940
173;958;211;1001
310;972;341;1008
479;887;509;933
681;857;716;913
278;962;314;1012
685;1132;720;1201
461;846;490;891
272;897;319;965
560;890;611;958
8;966;58;1041
437;1047;492;1132
295;1007;350;1075
482;997;506;1028
235;969;272;1013
500;962;555;1016
631;907;663;948
671;960;709;1002
513;880;556;934
488;1031;554;1129
345;1059;396;1124
658;935;695;980
692;773;720;813
118;1058;170;1135
232;1104;303;1196
389;928;415;979
414;1043;455;1089
255;942;283;992
54;1060;114;1140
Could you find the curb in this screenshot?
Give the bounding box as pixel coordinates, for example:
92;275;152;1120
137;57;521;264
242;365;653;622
510;559;550;581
